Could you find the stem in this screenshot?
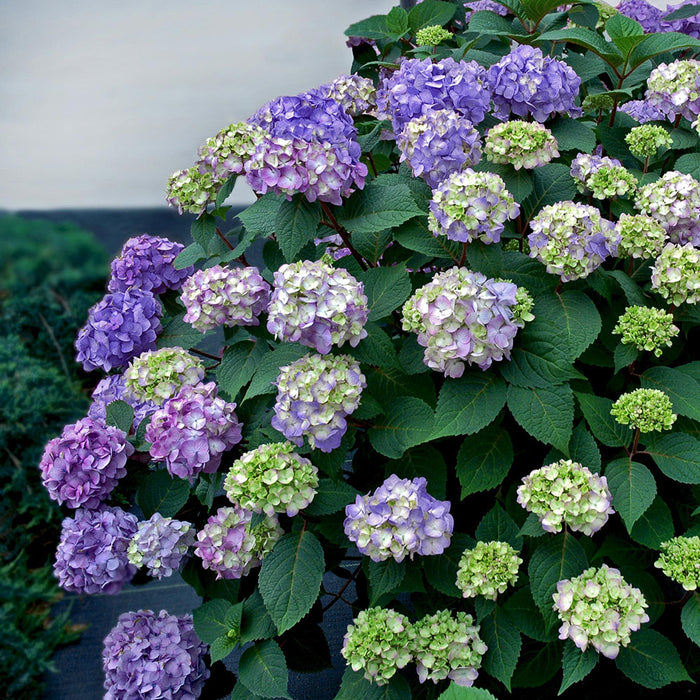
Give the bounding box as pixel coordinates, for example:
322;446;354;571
629;428;641;459
459;242;467;267
215;227;234;251
320;202;369;270
189;348;222;361
643;156;649;175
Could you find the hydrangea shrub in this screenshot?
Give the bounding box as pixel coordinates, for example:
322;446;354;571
39;2;700;697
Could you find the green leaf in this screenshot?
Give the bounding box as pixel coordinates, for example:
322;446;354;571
275;195;322;261
423;532;475;597
569;422;601;472
666;3;700;20
104;400;134;433
345;15;391;40
500;250;558;296
522;163;578;221
244;343;308;401
629;496;674;550
559;642;598;695
210;635;238;663
408;0;457;31
645;432;700;484
605;458;657;530
335;667;411;700
238;640;291;699
641;366;700;421
136;469;190;518
387;445;447;499
616;629;692;689
456;426;513;498
386;6;408;36
174;242;206;270
433;372;507;439
352;229;392;266
675;152;700;180
192;599;241;644
575;392;634;448
507;384;574;453
477;163;534;202
258;530;324;634
469;10;524;36
476;504;523;550
240;590;277;644
535;27;622;64
368;397;435;458
304;478;359;517
438;684;498;699
215;174;237;207
681;595;700;647
156;313;204;350
367;559;406;604
351;322;399;369
480;607;522;691
360;264;412;322
464;240;504;278
503;588;553;643
629;32;700;70
238;192;284;238
605;14;645;56
519;512;546;538
550;119;597;153
393;217;460;262
190;213;217;247
614;343;638;374
217;341;267;400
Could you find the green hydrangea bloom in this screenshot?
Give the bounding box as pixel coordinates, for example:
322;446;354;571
166;165;217;215
655;536;700;591
587;165;637;200
615;213;666;260
224;442;319;517
415;24;452;46
484;120;559;170
456;540;522;600
613;306;678;356
611;388;677;432
651;242;700;305
582;93;615;112
513;285;535;325
625;124;672;159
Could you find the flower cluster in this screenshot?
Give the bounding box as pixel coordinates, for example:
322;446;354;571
415;24;452;46
341;607;413;685
625;124;673;159
665;0;700;37
181;264;270;332
553;564;649;659
322;74;376;117
272;353;365;452
528;201;618;282
485;44;581;122
376;57;490;132
402;268;533;377
570;152;622;193
75;289;162;372
465;0;509;20
146;382;242;481
651;242;700;305
617;0;664;33
615;213;667;259
166;167;218;216
611;388;677;432
654;536;700;590
194;506;282;579
40;417;133;509
586;166;638;200
127;513;195;579
224;442;319;517
54;506;138;595
484;120;558;170
344;475;453;562
613;306;679;356
619;99;665;123
397;109;482;188
88;374;159;429
647;59;700;122
428;169;519;245
124;347;205;405
102;610;209;700
266;259;368;354
456;540;522;600
411;610;487;686
517;459;614;536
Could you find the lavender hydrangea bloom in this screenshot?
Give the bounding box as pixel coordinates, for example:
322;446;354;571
323;74;377;117
267;259;369;354
397;109;482;188
344;475;453;562
88;374;159;430
40;417;133;509
647;59;700;122
196;121;268;181
127;513;195;579
619;100;665;123
146;382;243;482
617;0;664;32
108;234;193;294
75;289;162;372
103;610;209;700
272;353;365;452
664;1;700;37
465;0;509;21
376;57;490;132
486;44;581;122
54;505;138;595
570;153;622;192
194;505;282;579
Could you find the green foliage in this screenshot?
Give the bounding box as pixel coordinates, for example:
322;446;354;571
136;469;190;518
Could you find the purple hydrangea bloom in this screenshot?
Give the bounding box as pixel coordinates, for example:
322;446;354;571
322;74;377;117
75;289;162;372
376;57;491;133
88;374;159;430
54;505;138;595
619;100;665;123
465;0;510;21
108;234;193;295
617;0;664;32
127;513;195;579
146;382;242;482
397;109;482;188
40;417;133;509
646;59;700;122
344;475;454;562
102;609;209;700
570;152;622;192
267;259;369;354
664;1;700;37
486;44;581;122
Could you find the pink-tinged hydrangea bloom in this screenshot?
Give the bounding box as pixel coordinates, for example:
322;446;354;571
528;201;618;282
88;374;159;430
344;475;453;562
40;417;133;509
102;609;209;700
617;0;664;32
54;505;138;595
486;44;581;122
272;353;365;452
267;259;368;354
194;505;282;579
517;459;614;535
146;382;242;482
651;242;700;304
181;264;270;332
553;564;649;659
402;267;534;377
376;57;490;133
322;74;377;117
647;59;700;122
397;109;482;188
75;289;162;372
570;153;622;193
108;234;193;294
127;513;195;579
619;100;665;123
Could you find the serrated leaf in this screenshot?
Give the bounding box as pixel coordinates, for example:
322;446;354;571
136;469;190;518
156;313;204;350
423;532;475;597
536;27;623;63
681;595;700;646
351;322;399;368
519;512;546;538
352;229;392;265
480;607;522;691
258;531;324;635
629;496;674;549
550;118;596;153
476;504;523;550
215;174;237;207
522;163;578;221
217;341;268;400
387;445;447;499
386;6;408;35
675;152;700;180
605;458;656;530
335;667;411;700
641;366;700;422
244;343;308;401
614;343;638;373
367;559;405;604
304;478;359;517
504;588;553;643
393;217;460;262
238;192;284;238
665;3;700;20
645;432;700;484
192;599;241;644
238;640;291;699
190;213;217;247
570;422;601;472
361;264;412;322
240;591;277;644
438;684;498;699
345;15;391;40
368;397;435;458
500;250;558;296
456;426;513;498
575;392;633;448
559;642;597;695
210;635;238;663
275;196;322;261
174;242;206;270
433;372;507;439
408;0;457;31
469;10;525;36
104;400;134;434
629;32;700;70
